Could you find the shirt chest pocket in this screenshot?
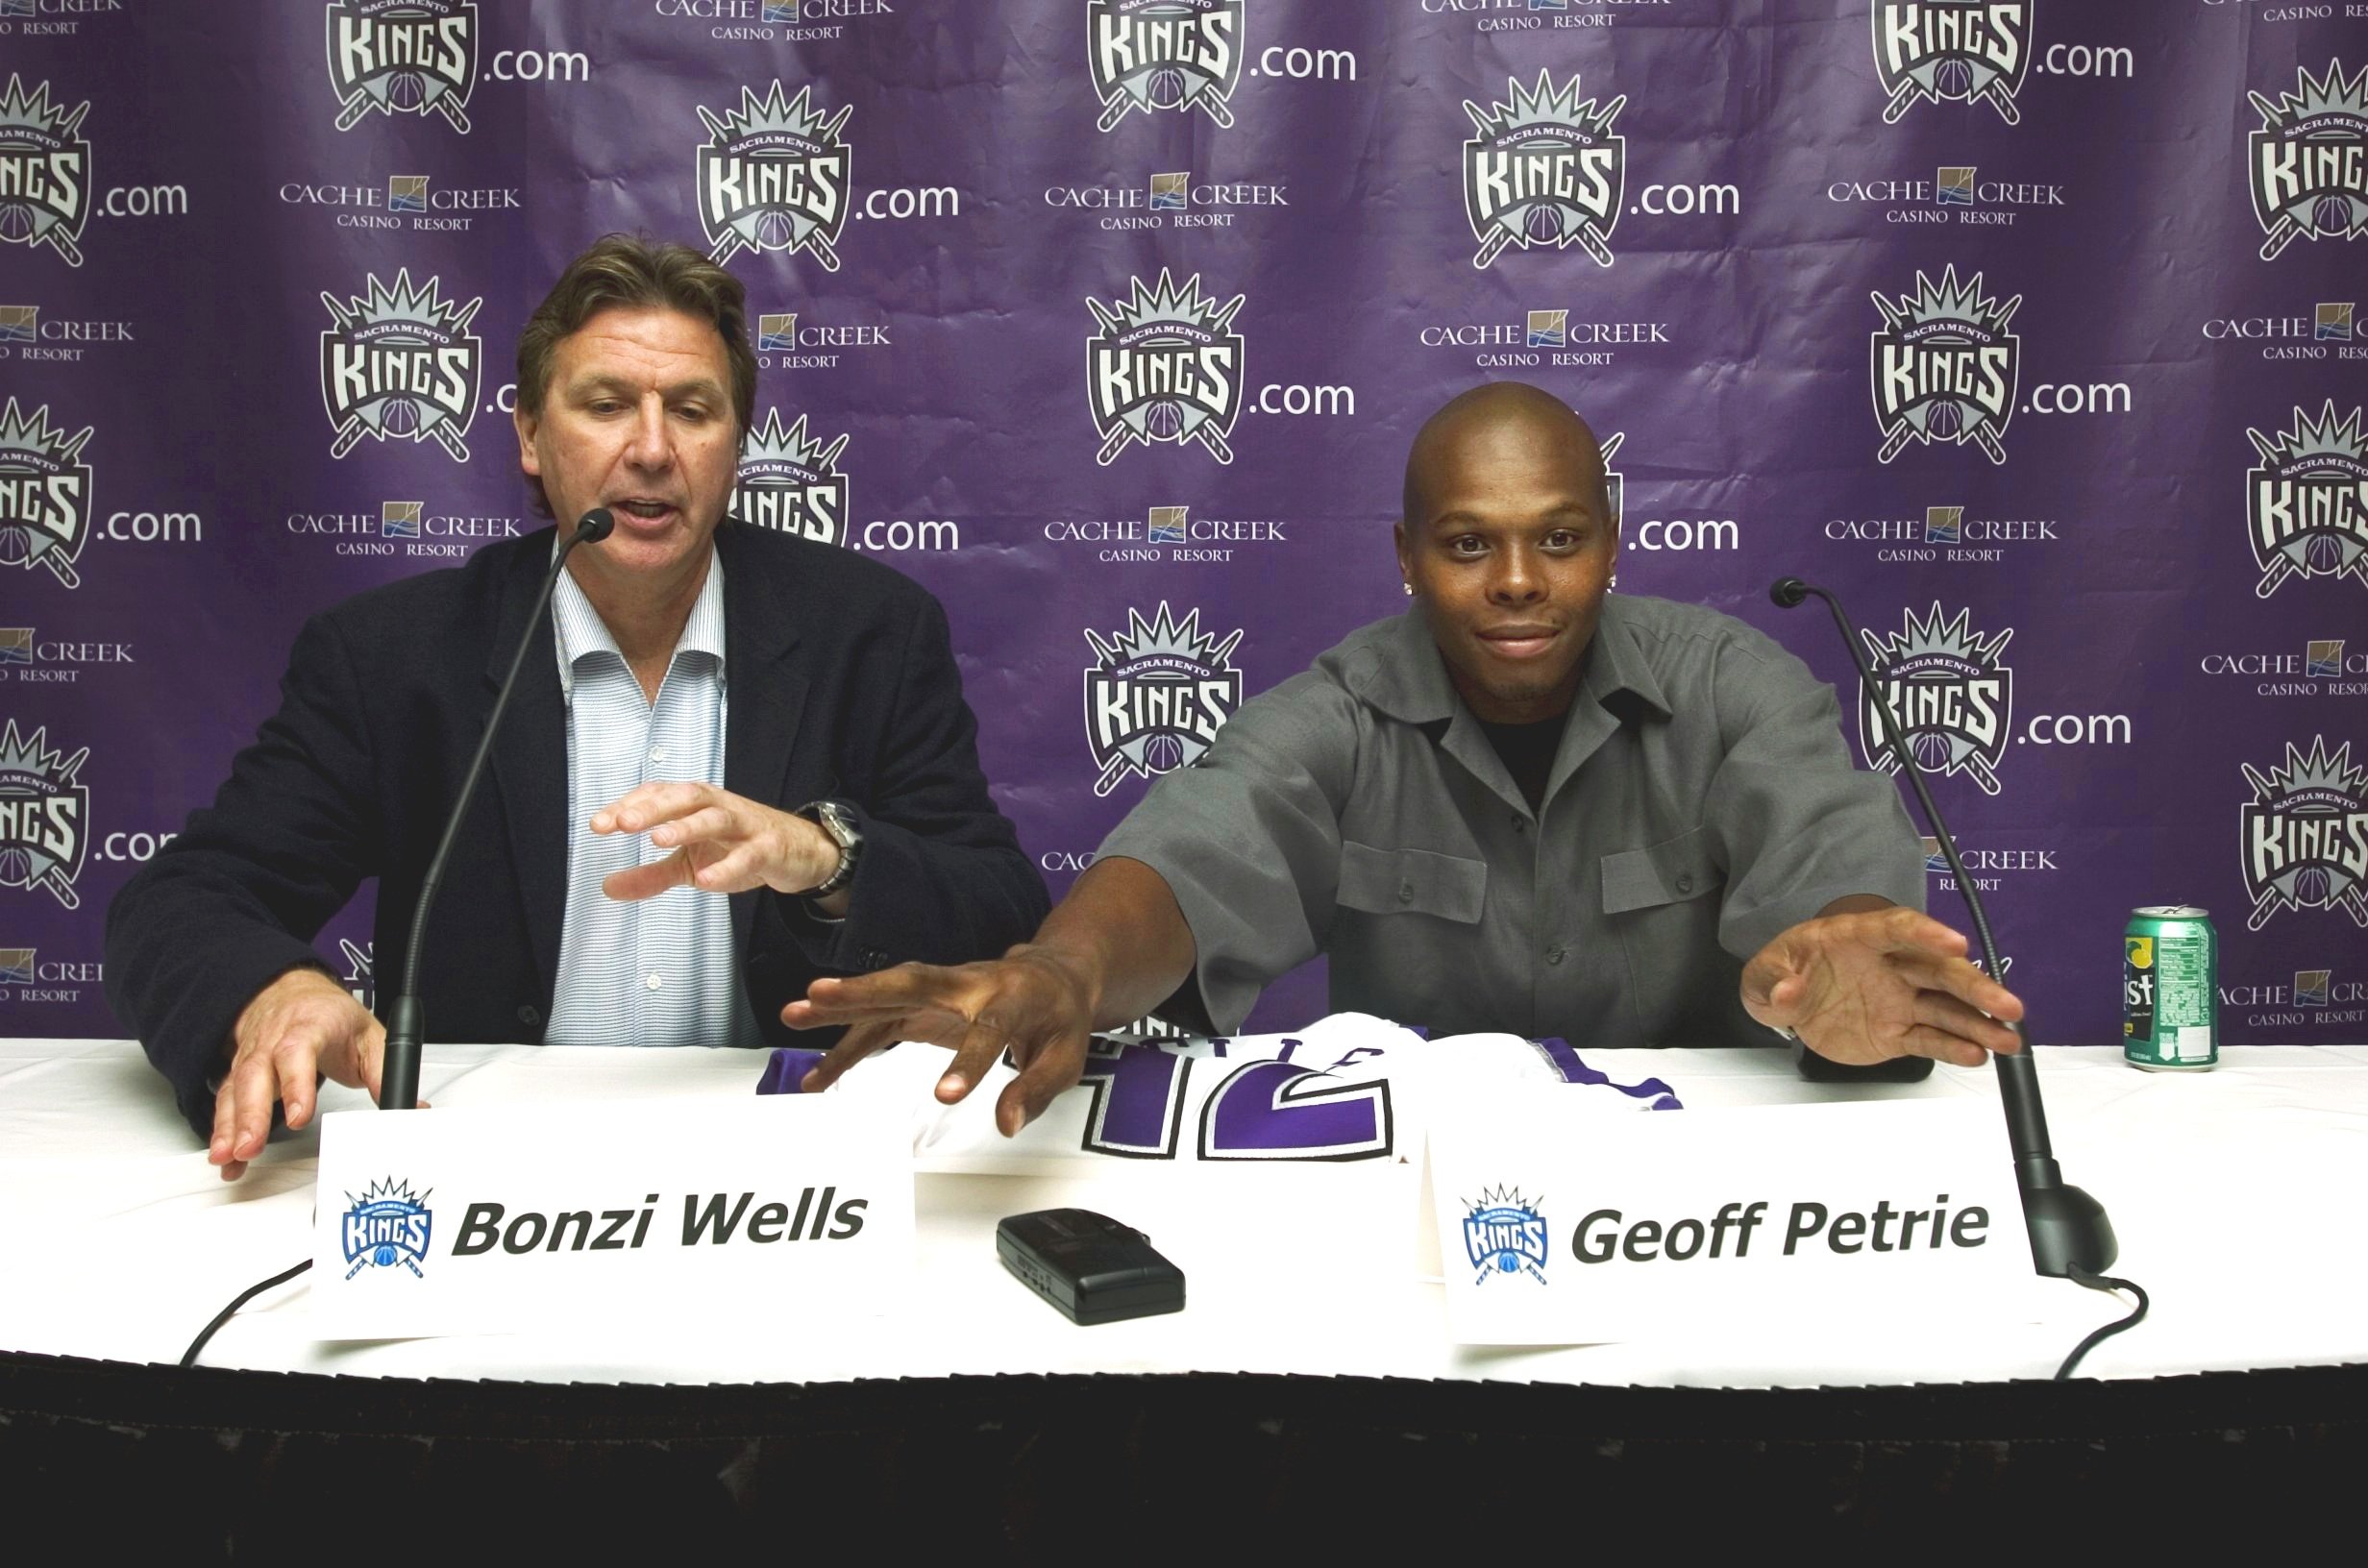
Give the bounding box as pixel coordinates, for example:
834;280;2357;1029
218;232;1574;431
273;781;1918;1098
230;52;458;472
1601;825;1728;1042
1337;840;1488;924
1599;825;1724;915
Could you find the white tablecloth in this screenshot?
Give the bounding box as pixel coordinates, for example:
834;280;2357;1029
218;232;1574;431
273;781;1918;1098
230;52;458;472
4;1037;2363;1386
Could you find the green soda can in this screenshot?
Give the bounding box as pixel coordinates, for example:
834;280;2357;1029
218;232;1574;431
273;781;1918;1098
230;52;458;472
2123;906;2219;1070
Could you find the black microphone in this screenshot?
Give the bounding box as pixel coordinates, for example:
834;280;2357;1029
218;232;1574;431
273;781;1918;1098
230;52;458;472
379;509;614;1111
1770;575;2116;1277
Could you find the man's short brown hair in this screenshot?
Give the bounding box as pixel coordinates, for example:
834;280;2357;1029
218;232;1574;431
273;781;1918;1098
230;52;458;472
515;233;757;515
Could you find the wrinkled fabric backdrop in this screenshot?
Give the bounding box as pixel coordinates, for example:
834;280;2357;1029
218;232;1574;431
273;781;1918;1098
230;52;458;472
3;1;2362;1047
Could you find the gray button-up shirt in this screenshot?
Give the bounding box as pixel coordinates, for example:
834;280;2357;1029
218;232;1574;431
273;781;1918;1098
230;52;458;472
1097;594;1925;1045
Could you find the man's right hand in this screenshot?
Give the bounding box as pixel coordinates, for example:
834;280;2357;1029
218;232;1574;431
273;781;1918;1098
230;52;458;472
212;967;385;1181
783;856;1199;1137
782;946;1101;1137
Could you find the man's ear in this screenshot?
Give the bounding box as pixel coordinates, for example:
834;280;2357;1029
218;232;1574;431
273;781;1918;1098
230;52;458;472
514;402;541;479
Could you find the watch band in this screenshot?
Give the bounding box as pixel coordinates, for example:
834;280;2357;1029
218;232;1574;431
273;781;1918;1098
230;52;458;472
795;799;862;897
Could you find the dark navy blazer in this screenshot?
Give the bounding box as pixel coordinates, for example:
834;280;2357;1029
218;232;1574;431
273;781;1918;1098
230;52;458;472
107;521;1048;1138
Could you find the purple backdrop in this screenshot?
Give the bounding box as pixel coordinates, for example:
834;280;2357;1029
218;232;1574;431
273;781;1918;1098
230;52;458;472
4;1;2363;1045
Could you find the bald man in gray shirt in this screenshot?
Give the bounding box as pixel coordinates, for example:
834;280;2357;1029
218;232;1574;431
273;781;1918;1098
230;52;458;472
790;384;2026;1135
1090;588;1926;1047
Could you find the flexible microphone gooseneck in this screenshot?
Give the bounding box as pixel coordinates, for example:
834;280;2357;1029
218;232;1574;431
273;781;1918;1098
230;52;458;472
1770;576;2116;1277
379;509;614;1111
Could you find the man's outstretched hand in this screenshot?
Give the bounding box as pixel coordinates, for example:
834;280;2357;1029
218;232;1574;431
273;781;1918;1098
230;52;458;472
212;967;387;1181
1741;905;2024;1069
782;947;1101;1137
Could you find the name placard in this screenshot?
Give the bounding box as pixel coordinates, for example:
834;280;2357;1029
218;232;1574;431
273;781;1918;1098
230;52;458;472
1429;1094;2034;1345
312;1094;912;1340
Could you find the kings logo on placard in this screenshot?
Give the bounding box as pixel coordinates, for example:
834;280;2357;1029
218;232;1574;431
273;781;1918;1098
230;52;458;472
733;407;851;547
0;400;92;592
1463;1187;1549;1285
2239;736;2368;932
324;1;477;134
0;76;91;268
698;81;852;273
1872;2;2031;126
1463;70;1625;271
1087;270;1246;465
319;270;482;462
341;1177;433;1280
1084;602;1243;796
1859;603;2013;796
2248;60;2368;262
2246;402;2368;599
1088;0;1244;132
1870;266;2020;465
0;720;88;912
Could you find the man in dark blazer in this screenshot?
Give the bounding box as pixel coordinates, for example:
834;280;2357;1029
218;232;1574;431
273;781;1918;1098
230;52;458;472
107;235;1047;1176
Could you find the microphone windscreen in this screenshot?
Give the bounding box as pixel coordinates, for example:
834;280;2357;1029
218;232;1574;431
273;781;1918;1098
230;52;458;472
1769;576;1810;609
576;507;615;544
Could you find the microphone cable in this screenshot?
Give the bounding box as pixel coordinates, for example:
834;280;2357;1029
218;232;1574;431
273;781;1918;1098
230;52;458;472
180;1258;311;1369
2053;1262;2150;1381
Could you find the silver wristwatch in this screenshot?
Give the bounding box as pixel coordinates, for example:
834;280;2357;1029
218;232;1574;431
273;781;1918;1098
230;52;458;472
795;799;863;897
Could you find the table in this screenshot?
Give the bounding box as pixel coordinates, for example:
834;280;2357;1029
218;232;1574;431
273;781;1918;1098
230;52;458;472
6;1036;2366;1383
5;1037;2365;1548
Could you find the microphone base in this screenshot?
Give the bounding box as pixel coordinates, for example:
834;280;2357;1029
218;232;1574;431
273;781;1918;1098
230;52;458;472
2018;1180;2117;1277
1791;1041;1935;1084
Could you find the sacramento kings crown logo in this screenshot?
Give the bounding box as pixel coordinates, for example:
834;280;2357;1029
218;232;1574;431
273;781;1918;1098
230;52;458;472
2246;402;2368;599
1859;603;2013;796
1088;0;1244;132
340;1177;432;1279
1084;602;1244;796
1087;270;1246;465
0;399;92;591
1463;71;1625;271
733;408;851;547
2239;736;2368;931
2249;61;2368;262
325;1;477;134
320;270;482;461
698;82;852;272
0;720;88;911
339;937;375;1016
1463;1187;1549;1285
0;76;91;267
1871;266;2020;465
1873;2;2031;126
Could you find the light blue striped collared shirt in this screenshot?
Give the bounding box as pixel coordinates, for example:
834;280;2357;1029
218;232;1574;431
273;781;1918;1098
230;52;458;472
542;549;758;1048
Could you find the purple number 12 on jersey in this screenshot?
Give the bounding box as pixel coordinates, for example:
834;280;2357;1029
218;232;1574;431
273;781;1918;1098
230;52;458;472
1072;1040;1394;1162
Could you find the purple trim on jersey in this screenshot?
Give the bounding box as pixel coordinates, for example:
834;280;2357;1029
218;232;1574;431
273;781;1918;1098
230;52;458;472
755;1047;827;1095
1530;1038;1684;1110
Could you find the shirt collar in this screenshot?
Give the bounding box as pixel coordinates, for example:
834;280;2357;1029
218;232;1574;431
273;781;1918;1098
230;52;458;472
551;544;728;697
1349;594;1671;725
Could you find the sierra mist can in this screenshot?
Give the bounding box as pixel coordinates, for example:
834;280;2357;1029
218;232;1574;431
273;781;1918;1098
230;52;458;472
2123;906;2218;1070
